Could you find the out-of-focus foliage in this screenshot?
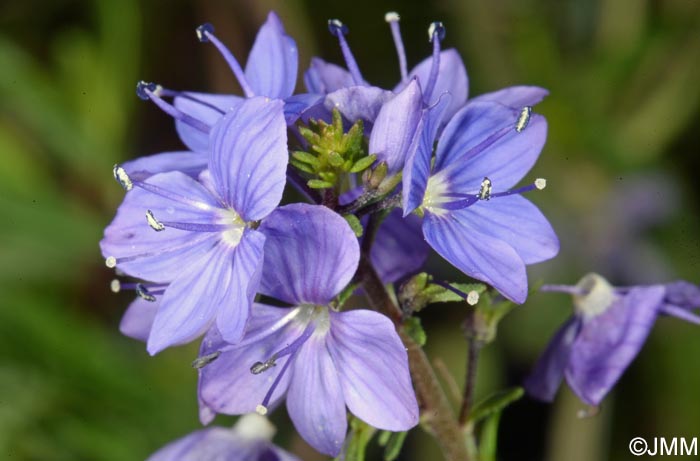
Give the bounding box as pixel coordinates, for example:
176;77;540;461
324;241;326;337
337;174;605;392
1;0;698;460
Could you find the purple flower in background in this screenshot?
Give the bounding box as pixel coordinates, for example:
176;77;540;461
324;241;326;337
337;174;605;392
525;273;700;406
403;98;559;303
147;414;298;461
197;204;418;456
101;97;287;354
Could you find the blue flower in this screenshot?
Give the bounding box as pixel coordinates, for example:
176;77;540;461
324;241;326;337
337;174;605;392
401;98;559;303
101;97;287;354
147;414;299;461
197;204;418;456
525;274;700;406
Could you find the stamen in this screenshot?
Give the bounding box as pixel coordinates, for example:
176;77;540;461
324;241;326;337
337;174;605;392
157;88;226;115
192;351;221;369
110;279;121;293
113;165;133;191
432;280;480;305
135;283;157;302
137;81;211;134
466;291;480;306
256;404;268;416
515;106;532;132
254;323;316;414
146;210;165;232
327;19;365;85
424;22;445;102
540;284;585;295
196;23;255;98
130;178;216;212
478;177;492;201
535;178;547;190
105;256;117;268
250;359;277;375
385;12;408;82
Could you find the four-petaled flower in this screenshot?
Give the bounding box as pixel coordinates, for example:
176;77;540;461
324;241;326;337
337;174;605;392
101;97;288;354
197;204;418;456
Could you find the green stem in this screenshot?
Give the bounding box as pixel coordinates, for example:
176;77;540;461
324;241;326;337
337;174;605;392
358;251;470;461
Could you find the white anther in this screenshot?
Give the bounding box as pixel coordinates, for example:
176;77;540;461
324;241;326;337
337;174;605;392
466;290;480;306
255;404;268;416
385;11;400;22
478;177;492;200
112;165;133;191
110;279;121;293
535;178;547;190
329;19;344;29
146;210;165;232
105;256;117;268
515;106;532;132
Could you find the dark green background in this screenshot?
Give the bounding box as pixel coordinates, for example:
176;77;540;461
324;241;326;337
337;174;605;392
1;0;699;459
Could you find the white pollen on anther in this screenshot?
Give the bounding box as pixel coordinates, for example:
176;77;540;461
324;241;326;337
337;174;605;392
515;106;532;132
466;290;480;306
146;210;165;232
535;178;547;190
329;19;344;29
110;279;121;293
112;165;133;191
385;11;400;22
255;404;268;416
105;256;117;268
478;177;492;200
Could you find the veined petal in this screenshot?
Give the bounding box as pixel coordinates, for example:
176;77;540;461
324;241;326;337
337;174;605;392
119;296;159;342
470;85;549;109
304;57;355;94
565;286;665;406
369;79;424;176
174;93;242;152
371;210;429;283
328;310;419;430
423;210;528;303
463;195;559;265
146;242;233;355
120;151;207;179
399;48;468;120
216;230;265;343
259;204;359;305
325;86;393;125
284;93;324;125
664;281;700;309
209;97;287;221
287;335;347;456
245;12;298;99
435;101;547;191
100;171;223;283
198;306;300;418
402;93;452;214
524;316;582;402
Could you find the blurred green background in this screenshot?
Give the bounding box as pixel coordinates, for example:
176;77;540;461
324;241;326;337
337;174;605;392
1;0;699;460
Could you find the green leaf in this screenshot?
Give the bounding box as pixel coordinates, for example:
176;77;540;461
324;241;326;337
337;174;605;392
338;416;376;461
403;317;427;347
478;412;501;461
468;387;524;424
379;431;407;461
344;214;364;237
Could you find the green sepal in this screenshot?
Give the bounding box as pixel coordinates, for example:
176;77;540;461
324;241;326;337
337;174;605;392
291;150;321;167
477;412;501;461
289;159;315;174
307;179;334;189
344;214;364;237
403;317;426;346
350;154;377;173
377;431;408;461
468;386;524;425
